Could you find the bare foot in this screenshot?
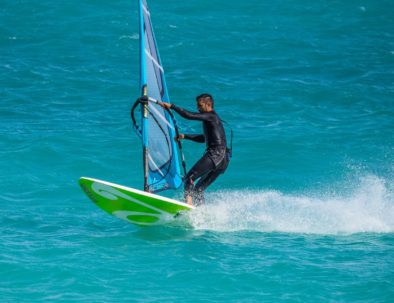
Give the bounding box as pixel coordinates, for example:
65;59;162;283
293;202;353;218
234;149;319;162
185;195;193;206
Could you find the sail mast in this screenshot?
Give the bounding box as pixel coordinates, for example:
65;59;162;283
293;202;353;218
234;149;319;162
139;0;149;191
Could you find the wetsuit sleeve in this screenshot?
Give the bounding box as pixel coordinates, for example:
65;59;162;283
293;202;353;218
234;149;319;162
184;134;205;143
171;104;214;121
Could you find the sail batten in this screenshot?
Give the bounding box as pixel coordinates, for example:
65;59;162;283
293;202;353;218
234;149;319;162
144;50;164;72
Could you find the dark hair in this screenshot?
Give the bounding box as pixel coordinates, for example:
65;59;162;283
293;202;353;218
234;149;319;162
196;93;214;107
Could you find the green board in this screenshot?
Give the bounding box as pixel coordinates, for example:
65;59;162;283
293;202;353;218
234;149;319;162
79;177;194;226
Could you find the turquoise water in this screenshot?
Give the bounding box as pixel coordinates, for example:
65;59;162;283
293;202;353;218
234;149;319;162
1;0;394;301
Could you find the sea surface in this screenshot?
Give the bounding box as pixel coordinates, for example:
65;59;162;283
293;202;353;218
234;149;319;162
1;0;394;302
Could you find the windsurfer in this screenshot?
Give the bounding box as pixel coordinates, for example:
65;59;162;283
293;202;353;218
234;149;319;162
157;94;230;205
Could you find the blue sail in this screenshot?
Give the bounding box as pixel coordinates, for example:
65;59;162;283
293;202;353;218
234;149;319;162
136;0;185;192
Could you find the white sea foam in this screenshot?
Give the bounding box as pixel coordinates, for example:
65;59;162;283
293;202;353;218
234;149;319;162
119;33;139;40
188;175;394;234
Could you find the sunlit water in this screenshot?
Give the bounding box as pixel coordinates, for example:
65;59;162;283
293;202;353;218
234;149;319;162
1;0;393;301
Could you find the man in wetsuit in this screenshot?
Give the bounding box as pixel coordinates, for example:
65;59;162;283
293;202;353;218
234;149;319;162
159;94;229;206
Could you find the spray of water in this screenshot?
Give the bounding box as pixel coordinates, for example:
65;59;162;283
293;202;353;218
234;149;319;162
187;175;394;234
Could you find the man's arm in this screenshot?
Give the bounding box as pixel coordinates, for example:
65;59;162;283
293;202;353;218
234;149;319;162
175;134;205;143
159;102;213;122
184;134;205;143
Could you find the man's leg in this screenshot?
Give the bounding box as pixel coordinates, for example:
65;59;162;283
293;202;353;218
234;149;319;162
193;158;229;205
193;170;223;205
184;154;215;205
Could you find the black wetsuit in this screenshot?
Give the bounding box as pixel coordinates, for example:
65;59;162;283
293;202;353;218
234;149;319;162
171;104;229;204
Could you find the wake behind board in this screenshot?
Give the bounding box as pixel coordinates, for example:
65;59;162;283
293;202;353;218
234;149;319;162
79;177;194;226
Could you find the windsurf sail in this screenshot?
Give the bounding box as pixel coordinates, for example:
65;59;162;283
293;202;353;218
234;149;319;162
131;0;186;193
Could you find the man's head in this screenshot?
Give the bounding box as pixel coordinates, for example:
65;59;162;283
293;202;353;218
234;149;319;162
196;93;214;113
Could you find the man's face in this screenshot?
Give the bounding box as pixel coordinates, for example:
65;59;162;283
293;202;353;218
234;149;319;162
197;100;208;113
